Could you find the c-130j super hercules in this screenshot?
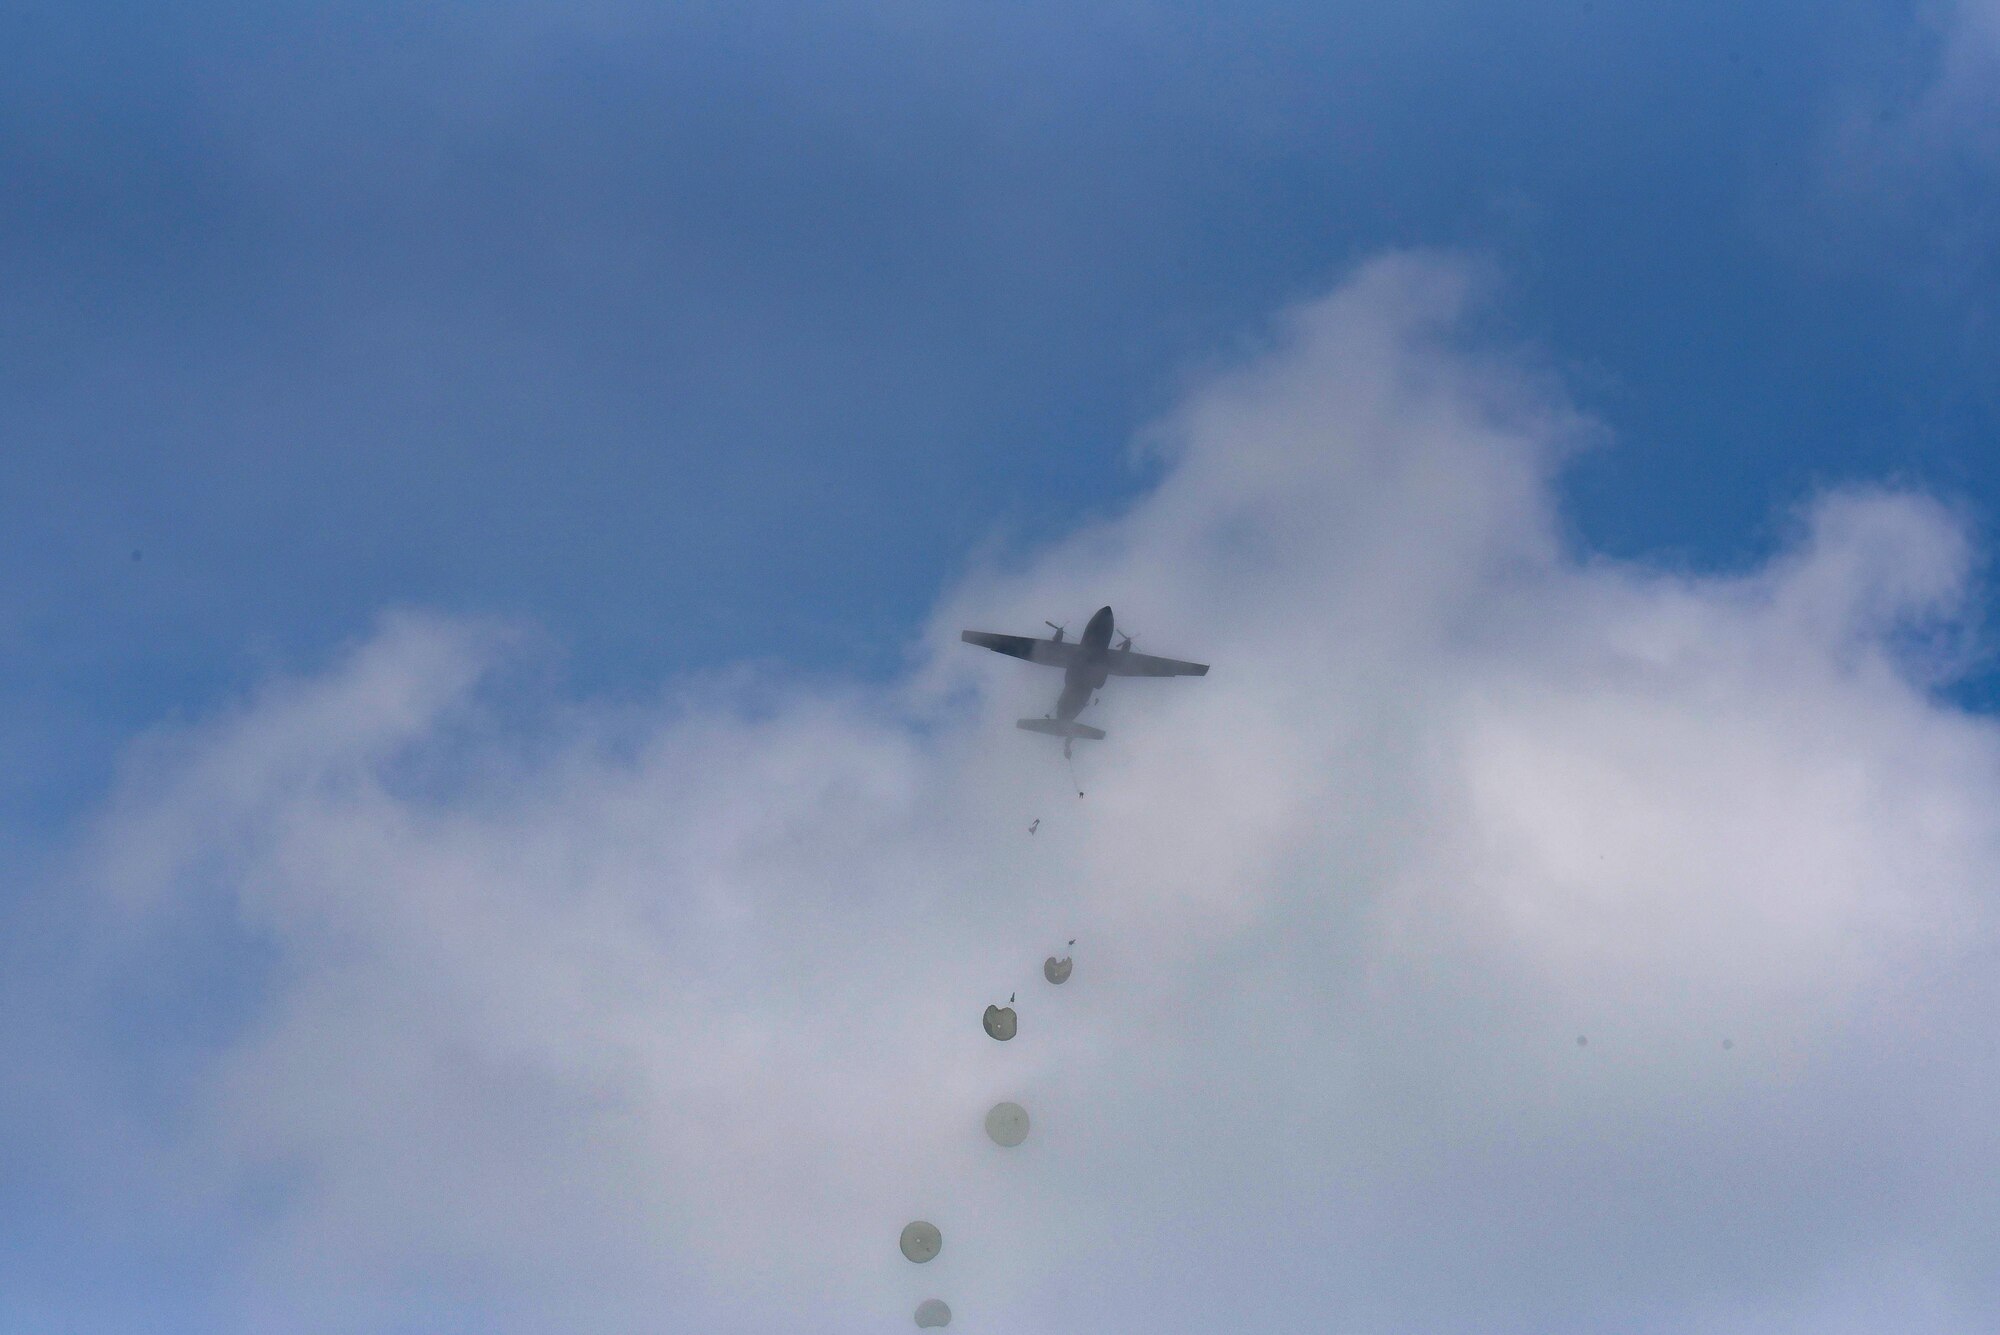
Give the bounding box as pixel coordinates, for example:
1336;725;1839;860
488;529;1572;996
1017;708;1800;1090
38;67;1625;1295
962;605;1209;756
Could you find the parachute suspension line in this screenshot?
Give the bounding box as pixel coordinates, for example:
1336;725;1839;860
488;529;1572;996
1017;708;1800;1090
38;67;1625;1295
1066;748;1084;799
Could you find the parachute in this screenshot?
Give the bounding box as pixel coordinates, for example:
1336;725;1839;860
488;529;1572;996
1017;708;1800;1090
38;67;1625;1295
899;1221;942;1264
982;1004;1017;1041
984;1101;1030;1147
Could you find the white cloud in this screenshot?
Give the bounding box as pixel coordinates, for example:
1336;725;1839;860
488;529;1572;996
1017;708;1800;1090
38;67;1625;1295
64;253;2000;1332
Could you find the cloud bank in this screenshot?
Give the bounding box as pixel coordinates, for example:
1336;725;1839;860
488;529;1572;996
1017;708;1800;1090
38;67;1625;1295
54;254;2000;1332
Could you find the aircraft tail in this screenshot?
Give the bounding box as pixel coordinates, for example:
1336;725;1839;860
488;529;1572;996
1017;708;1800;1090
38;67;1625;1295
1016;718;1106;742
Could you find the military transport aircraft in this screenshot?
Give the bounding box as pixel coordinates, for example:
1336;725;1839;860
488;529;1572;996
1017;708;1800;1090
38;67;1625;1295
961;605;1208;755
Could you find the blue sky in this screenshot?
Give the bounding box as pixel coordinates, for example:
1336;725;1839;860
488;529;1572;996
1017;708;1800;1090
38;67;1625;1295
5;3;2000;1330
5;0;1994;830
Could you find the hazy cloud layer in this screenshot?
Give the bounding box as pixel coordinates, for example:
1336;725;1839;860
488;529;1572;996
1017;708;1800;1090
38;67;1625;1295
65;254;2000;1332
1809;0;2000;288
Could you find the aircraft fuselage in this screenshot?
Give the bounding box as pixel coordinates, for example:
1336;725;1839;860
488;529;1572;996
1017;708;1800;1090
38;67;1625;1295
961;602;1206;752
1056;605;1116;720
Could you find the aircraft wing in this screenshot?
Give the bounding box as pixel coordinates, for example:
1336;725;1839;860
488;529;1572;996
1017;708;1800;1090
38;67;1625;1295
1105;648;1209;677
961;630;1082;668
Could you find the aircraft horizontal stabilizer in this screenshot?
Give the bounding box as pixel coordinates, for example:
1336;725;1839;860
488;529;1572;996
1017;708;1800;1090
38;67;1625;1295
1016;718;1106;741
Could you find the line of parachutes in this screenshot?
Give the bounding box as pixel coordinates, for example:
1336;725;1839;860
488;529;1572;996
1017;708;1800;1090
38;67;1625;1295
897;815;1077;1328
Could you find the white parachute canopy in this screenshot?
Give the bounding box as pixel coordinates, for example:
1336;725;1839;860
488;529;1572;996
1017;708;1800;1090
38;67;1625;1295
984;1101;1030;1147
899;1221;942;1264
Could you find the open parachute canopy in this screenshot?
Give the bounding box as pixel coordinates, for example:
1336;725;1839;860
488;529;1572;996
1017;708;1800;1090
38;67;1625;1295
899;1220;942;1264
981;1004;1017;1040
984;1101;1030;1147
